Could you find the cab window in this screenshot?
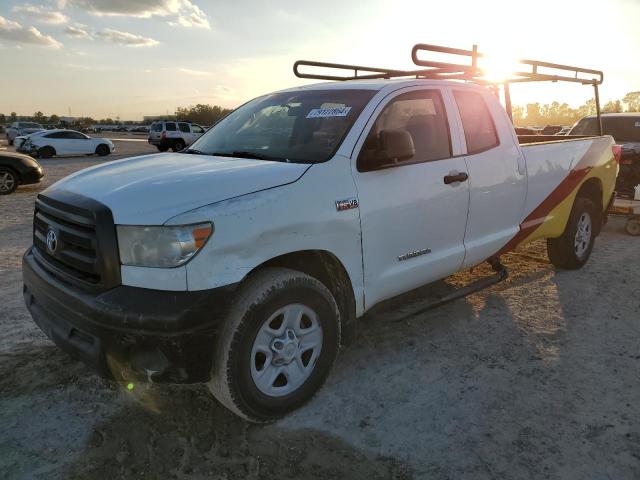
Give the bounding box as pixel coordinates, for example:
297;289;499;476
358;89;451;171
453;90;499;154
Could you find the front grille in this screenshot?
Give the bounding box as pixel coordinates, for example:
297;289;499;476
32;191;121;291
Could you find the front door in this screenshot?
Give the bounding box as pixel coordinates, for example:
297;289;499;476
353;87;471;308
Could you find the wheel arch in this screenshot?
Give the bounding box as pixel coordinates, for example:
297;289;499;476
243;249;357;345
576;177;604;234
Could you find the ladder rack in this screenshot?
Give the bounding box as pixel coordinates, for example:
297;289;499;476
293;43;605;134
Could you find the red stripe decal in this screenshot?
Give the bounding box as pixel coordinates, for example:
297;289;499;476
497;164;595;255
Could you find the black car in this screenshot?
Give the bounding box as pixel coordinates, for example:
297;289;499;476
0;151;44;195
569;113;640;197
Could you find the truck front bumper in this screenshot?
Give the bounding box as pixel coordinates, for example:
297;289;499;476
23;247;236;383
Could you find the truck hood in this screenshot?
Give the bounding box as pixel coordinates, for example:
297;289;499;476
48;153;311;224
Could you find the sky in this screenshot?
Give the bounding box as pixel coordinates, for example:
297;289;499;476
0;0;639;120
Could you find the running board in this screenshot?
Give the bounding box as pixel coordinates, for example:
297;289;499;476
393;257;508;322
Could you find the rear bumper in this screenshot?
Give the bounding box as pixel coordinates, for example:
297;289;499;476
23;247;236;383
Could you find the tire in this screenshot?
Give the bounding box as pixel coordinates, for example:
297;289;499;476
172;139;186;152
96;144;110;157
157;145;169;152
8;138;14;146
208;267;341;423
38;146;55;159
0;167;18;195
547;196;598;269
625;218;640;236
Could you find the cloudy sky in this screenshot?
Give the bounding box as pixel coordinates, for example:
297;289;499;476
0;0;639;120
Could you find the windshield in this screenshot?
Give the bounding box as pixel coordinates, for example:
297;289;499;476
188;89;376;163
19;122;42;129
569;117;640;142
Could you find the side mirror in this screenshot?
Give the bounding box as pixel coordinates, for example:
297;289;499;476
358;129;415;171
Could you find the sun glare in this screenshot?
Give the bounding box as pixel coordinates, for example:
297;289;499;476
479;51;521;82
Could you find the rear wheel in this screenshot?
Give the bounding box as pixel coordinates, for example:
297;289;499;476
96;144;110;156
8;138;14;146
0;167;18;195
547;196;598;269
625;217;640;236
208;268;341;422
157;145;169;152
38;146;55;159
172;139;186;152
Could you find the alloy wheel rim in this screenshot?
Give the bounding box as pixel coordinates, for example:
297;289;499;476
250;303;323;397
574;212;592;258
0;172;15;192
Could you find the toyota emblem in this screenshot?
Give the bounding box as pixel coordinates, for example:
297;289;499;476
46;229;58;254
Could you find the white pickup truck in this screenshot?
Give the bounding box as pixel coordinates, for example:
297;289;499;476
23;62;618;422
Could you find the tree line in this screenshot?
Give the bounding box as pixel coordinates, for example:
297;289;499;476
0;103;234;127
513;91;640;127
2;92;639;128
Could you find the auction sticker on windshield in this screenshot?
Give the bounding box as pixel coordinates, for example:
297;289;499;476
307;106;352;118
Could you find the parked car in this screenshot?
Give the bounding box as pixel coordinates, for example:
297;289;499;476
6;122;44;145
0;151;43;195
18;129;115;158
148;120;205;152
129;126;149;133
569;113;640;197
23;65;617;423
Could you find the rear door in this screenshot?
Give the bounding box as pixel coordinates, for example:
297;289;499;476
449;87;526;267
353;87;471;308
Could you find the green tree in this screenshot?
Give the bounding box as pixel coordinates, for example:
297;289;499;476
48;114;60;125
10;112;17;122
622;91;640;112
602;100;623;113
0;114;5;125
175;104;233;126
33;111;46;123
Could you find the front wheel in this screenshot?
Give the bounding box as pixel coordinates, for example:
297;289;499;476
547;196;598;269
0;167;18;195
96;144;110;156
208;268;341;422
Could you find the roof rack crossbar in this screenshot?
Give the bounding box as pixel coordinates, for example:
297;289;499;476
292;43;605;135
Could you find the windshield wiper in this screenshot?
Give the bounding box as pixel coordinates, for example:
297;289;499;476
182;148;206;155
212;150;284;161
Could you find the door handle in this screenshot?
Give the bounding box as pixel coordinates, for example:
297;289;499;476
443;172;469;184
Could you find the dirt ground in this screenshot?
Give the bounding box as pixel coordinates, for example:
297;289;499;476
1;138;639;479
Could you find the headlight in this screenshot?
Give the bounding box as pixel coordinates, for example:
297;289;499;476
117;222;213;268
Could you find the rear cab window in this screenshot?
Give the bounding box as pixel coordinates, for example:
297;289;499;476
453;90;499;154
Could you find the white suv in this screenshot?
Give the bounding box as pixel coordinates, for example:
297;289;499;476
148;120;205;152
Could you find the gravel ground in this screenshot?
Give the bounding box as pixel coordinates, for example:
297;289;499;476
1;139;639;479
